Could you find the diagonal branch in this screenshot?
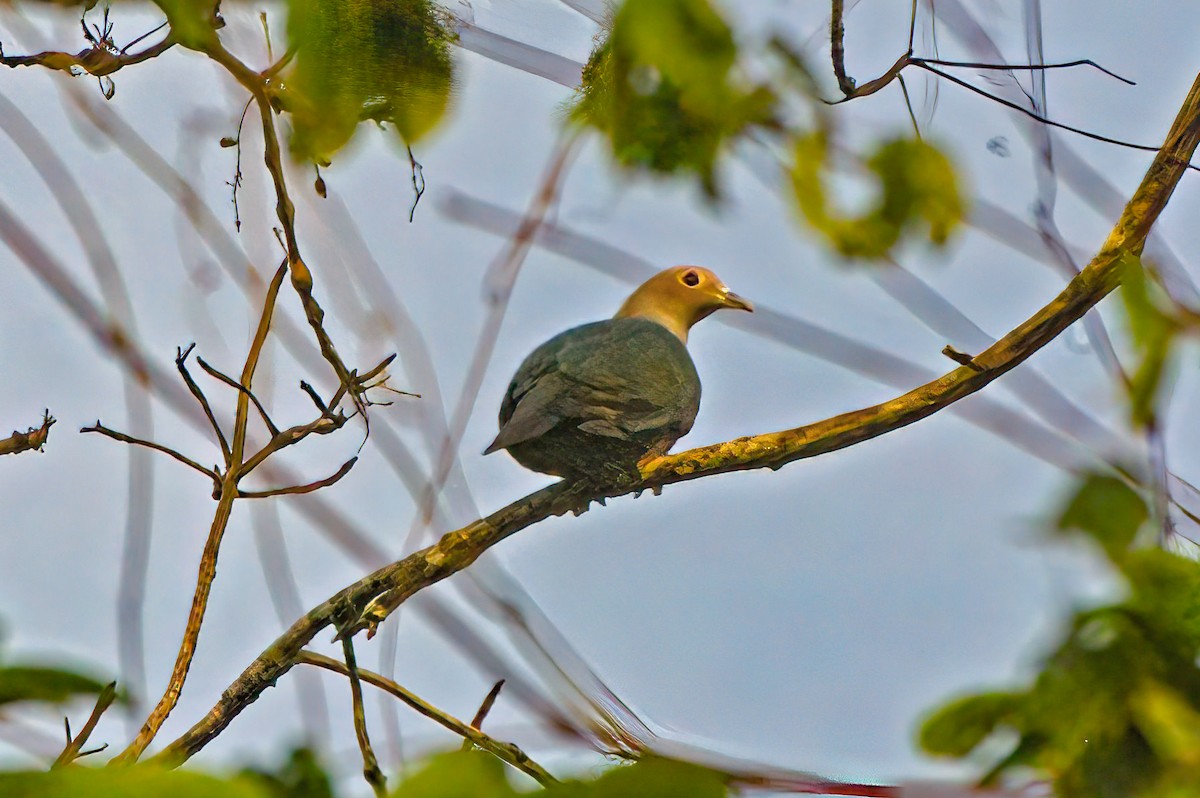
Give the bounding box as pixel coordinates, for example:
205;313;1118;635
237;456;358;499
81;422;220;486
155;69;1200;769
298;653;555;786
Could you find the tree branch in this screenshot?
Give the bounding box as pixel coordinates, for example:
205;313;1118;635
154;69;1200;769
0;410;55;455
299;653;555;786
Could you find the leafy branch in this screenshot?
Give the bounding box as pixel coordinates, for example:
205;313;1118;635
150;67;1200;768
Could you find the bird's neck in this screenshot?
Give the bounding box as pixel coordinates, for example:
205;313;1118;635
614;301;691;344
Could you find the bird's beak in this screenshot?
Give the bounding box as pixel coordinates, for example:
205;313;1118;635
720;290;754;312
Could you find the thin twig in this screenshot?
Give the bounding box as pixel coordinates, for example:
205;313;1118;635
203;41;361;402
299;653;555;786
407;146;425;222
0;33;175;77
114;262;290;763
196;355;281;437
914;56;1134;85
829;0;856;95
462;679;506;751
239;414;347;476
911;60;1196;167
340;638;387;798
238;456;358;499
81;422;220;484
175;344;231;465
51;682;118;768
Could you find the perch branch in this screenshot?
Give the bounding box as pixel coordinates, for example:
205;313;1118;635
154;69;1200;770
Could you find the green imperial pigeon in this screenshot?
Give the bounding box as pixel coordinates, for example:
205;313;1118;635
484;266;753;483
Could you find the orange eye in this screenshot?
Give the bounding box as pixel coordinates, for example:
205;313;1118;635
680;270;701;287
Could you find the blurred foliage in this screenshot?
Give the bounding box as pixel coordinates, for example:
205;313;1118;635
239;748;335;798
919;472;1200;796
570;0;776;195
0;663;114;707
1118;253;1182;428
285;0;455;163
1055;473;1149;557
153;0;220;50
789;133;964;259
0;767;271;798
395;750;728;797
0;749;727;797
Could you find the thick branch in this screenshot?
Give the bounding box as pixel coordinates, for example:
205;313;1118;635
156;69;1200;767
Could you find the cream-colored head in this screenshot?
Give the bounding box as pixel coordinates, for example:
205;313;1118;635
614;266;754;343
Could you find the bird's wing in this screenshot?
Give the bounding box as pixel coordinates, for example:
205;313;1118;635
485;320;700;454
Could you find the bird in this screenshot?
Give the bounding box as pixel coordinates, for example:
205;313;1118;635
484;266;753;485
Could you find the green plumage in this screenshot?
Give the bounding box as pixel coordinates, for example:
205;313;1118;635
485;318;701;483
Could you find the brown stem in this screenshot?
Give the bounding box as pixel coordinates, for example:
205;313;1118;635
341;638;387;798
114;263;289;762
830;0;856;95
0;411;55;455
51;682;118;768
299;653;555;786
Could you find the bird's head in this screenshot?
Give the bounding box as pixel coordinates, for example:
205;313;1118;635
614;266;754;343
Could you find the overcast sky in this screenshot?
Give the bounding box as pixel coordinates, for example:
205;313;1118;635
2;0;1199;793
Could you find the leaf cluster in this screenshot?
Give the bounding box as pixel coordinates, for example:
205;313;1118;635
0;750;727;798
920;474;1200;796
285;0;455;163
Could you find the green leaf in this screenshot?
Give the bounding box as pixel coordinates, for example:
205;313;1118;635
286;0;455;162
391;750;519;798
154;0;220;51
1118;253;1179;427
788;134;964;259
1131;681;1200;766
571;0;776;195
918;691;1020;757
240;748;335;798
1055;473;1148;556
0;665;113;706
559;757;727;798
0;767;270;798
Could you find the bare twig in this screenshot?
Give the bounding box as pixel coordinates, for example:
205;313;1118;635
0;411;55;455
238;456;358;499
175;344;231;463
0;31;175;77
114;262;290;763
239;414;348;476
340;638;387;798
915;56;1134;85
196;355;281;437
51;682;118;768
81;422;220;485
830;0;856;95
299;652;555;786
